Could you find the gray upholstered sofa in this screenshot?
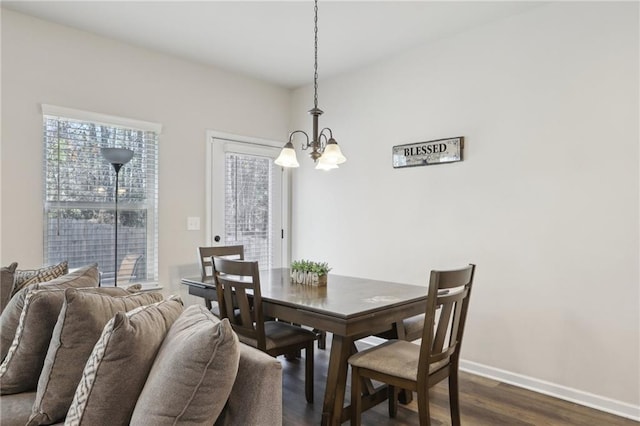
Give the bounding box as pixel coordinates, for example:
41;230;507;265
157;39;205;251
1;344;282;426
0;264;282;426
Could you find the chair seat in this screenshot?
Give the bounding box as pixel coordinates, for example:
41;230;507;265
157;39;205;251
238;321;316;351
349;340;448;382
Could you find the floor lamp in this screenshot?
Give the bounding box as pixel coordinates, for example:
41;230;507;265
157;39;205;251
101;147;134;287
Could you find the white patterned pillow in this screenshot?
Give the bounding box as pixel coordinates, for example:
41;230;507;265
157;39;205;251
12;261;68;296
65;297;183;426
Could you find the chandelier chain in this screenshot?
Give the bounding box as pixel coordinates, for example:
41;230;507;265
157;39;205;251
313;0;319;109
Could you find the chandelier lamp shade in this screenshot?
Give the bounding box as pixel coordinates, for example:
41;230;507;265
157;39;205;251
101;147;134;287
275;0;347;171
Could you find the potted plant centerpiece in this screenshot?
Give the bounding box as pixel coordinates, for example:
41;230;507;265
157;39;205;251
290;259;331;286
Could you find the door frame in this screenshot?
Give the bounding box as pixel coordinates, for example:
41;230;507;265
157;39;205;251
205;130;291;267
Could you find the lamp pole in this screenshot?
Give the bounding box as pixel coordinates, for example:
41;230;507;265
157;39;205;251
113;163;122;287
101;148;134;287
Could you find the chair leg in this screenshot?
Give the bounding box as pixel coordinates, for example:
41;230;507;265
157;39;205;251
350;366;362;426
449;369;461;426
417;389;431;426
388;385;398;418
305;343;314;403
315;329;326;349
284;350;301;360
398;388;413;404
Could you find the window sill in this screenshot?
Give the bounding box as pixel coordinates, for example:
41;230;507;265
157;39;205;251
138;282;163;292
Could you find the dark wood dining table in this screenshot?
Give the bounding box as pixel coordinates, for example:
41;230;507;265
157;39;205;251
181;268;427;425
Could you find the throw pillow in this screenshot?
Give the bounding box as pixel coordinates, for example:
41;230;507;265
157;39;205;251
27;289;164;426
0;287;67;394
130;305;240;425
1;283;30;362
125;283;143;293
0;264;100;362
12;261;68;296
1;262;18;314
0;282;130;396
65;298;184;426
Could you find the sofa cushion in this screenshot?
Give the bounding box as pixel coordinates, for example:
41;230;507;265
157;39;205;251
12;261;68;297
65;298;183;426
0;264;100;363
27;289;164;425
130;305;240;425
1;262;18;315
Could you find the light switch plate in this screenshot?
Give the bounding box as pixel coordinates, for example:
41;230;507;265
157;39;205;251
187;216;200;231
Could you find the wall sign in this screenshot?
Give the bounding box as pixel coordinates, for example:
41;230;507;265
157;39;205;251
392;136;464;168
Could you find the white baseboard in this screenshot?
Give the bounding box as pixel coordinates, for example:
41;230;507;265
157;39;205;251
459;359;640;422
358;337;639;422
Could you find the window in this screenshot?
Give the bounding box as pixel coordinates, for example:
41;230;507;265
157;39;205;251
207;133;288;270
42;105;160;285
224;152;274;267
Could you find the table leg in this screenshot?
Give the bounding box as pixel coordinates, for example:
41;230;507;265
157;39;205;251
321;334;352;426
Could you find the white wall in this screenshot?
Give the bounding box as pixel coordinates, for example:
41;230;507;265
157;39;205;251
290;1;639;416
2;1;638;418
0;9;290;302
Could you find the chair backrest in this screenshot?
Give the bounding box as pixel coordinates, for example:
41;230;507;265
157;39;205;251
418;264;476;382
117;254;143;283
198;245;244;279
212;257;266;350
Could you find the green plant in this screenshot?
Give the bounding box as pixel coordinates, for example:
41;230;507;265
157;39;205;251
290;259;331;276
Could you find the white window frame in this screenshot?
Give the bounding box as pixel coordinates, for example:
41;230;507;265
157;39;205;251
41;104;161;285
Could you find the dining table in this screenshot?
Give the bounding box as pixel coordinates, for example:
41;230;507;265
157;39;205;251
181;268;428;425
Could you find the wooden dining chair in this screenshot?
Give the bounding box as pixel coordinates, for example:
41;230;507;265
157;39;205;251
348;264;476;426
213;256;316;403
198;245;244;279
376;313;424;342
197;245;244;316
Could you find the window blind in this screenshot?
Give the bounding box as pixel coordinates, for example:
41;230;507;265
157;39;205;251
224;152;273;268
42;107;159;284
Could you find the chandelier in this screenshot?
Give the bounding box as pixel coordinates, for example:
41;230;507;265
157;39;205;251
275;0;347;171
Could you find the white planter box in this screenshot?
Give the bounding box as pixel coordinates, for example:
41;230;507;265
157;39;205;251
290;270;327;286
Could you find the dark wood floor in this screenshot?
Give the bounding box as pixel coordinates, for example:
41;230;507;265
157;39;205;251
280;338;637;425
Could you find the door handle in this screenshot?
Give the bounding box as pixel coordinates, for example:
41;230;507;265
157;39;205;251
214;235;221;242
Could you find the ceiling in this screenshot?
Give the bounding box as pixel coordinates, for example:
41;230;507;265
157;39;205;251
3;1;544;89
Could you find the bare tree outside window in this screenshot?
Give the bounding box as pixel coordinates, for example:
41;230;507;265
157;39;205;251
224;153;272;267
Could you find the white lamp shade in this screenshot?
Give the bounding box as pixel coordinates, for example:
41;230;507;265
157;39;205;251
315;156;339;171
101;148;134;165
275;143;300;168
320;140;346;165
